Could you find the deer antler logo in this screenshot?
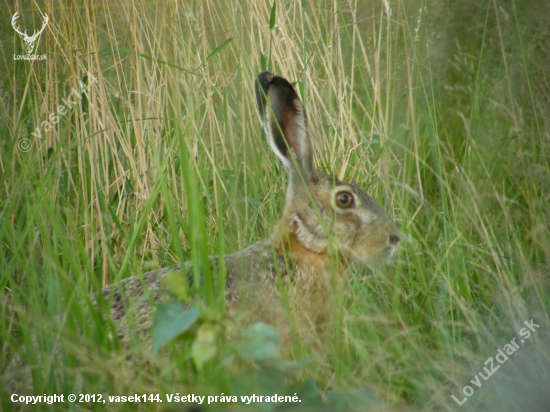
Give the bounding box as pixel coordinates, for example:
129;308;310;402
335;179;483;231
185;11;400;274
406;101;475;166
12;10;49;55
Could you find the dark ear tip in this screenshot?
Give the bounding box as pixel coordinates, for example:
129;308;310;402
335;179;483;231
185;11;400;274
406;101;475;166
255;71;274;118
256;71;274;90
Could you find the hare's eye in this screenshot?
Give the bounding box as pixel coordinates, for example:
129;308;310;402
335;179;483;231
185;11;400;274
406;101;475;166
335;191;354;209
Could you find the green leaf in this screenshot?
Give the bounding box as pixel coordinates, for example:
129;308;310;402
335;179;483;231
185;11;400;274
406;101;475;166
390;123;410;140
230;366;288;411
163;270;190;301
152;304;199;352
275;379;328;411
327;388;379;410
360;139;380;146
204;37;234;64
235;340;279;361
99;45;198;75
269;1;277;30
236;196;262;207
192;323;218;370
234;322;281;361
298;379;320;399
295;81;305;103
260;52;267;72
98;45;131;56
241;322;280;342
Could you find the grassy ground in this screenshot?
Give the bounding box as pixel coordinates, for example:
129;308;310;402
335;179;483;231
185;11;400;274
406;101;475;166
1;0;549;411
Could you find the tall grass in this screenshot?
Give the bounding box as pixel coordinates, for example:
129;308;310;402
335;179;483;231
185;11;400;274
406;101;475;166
1;0;549;411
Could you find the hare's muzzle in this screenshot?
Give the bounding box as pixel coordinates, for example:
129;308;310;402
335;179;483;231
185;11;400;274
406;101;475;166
376;218;401;260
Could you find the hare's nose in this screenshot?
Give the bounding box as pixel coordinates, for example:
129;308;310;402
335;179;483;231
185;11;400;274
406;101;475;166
389;234;400;245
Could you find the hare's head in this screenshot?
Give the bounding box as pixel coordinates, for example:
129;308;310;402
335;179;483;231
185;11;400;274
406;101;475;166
255;72;400;264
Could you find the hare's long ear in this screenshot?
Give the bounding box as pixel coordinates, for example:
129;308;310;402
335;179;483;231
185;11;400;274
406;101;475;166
255;72;314;179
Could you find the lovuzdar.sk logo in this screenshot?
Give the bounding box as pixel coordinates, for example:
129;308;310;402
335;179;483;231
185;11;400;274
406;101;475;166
12;9;48;60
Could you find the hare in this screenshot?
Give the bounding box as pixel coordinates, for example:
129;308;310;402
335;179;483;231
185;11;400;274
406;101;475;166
100;71;400;344
2;72;399;394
